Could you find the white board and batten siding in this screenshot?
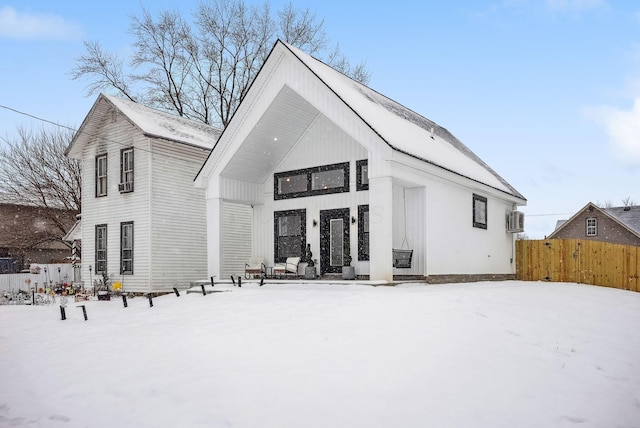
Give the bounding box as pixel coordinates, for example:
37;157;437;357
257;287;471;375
220;202;253;278
149;139;211;290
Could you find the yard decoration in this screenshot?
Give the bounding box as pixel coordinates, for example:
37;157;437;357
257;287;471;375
342;245;355;280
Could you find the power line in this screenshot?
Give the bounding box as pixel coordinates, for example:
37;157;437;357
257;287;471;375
0;104;77;132
0;102;213;163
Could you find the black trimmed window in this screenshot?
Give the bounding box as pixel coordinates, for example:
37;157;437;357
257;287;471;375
274;162;349;200
119;148;134;193
356;159;369;191
120;221;133;274
95;154;108;197
274;209;306;262
473;194;487;229
358;205;369;260
95;224;107;274
586;217;597;236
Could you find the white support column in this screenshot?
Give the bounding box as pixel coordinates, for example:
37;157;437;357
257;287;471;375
206;197;223;280
369;176;393;282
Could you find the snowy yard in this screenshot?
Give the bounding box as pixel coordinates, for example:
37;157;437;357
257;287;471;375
1;280;639;428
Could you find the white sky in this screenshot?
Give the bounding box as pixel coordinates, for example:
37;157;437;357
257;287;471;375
1;0;639;238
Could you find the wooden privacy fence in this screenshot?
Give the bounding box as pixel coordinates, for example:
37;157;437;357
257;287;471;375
516;239;639;292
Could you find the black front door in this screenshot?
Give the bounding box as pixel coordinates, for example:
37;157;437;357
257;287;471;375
319;208;350;274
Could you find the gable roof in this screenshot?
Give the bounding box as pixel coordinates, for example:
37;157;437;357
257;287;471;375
281;42;525;201
604;206;640;236
66;94;221;158
549;202;640;240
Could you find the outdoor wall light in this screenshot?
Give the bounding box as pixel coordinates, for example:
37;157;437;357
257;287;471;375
351;216;357;224
313;219;318;227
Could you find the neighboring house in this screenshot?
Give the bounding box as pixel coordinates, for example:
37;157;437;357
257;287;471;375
548;202;640;246
65;94;220;292
0;202;77;271
194;40;527;283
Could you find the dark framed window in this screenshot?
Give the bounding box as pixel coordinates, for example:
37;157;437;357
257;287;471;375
95;154;108;197
274;209;306;262
120;222;133;274
358;205;370;260
586;217;597;236
95;224;107;274
473;194;487;229
119;148;134;193
356;159;369;191
274;162;349;200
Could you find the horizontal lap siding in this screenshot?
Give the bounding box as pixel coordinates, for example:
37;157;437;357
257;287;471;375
80;116;151;291
150;140;211;290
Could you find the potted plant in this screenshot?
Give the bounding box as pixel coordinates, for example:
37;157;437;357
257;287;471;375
303;244;317;279
342;247;355;280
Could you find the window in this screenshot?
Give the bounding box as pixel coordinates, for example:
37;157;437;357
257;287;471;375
120;222;133;274
120;148;134;193
95;224;107;274
358;205;370;260
95;154;108;197
274;209;306;262
274;162;349;200
356;159;369;191
473;194;487;229
586;217;597;236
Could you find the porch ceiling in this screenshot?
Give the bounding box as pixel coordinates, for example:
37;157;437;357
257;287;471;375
221;85;320;184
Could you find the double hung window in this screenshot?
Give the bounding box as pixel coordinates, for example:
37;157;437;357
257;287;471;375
95;224;107;273
121;222;133;274
95;154;108;197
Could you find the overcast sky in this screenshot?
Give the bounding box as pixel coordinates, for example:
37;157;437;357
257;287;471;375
1;0;639;238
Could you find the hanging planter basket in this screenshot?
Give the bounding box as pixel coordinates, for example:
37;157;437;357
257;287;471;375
393;248;413;268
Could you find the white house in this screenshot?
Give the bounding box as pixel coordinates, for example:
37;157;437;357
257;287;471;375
66;94;220;292
194;40;526;283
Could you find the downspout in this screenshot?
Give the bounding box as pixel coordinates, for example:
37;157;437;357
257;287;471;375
148;138;153;294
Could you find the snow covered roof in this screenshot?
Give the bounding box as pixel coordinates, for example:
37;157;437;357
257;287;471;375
66;94;221;158
282;42;525;200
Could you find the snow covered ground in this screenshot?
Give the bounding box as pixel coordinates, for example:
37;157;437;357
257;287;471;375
1;280;639;428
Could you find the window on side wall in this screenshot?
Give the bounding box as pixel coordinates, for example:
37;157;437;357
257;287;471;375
119;148;134;193
473;194;487;229
586;217;597;236
95;224;107;274
358;205;369;260
356;159;369;191
120;221;133;274
95;154;108;197
274;209;306;262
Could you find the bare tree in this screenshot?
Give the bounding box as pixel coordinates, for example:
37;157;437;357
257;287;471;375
71;0;370;129
621;196;636;207
0;126;81;248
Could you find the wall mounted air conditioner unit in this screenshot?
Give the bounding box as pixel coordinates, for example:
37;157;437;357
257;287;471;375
118;181;134;193
507;210;524;233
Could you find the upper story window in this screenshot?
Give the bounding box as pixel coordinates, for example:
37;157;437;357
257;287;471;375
274;162;349;200
473;194;487;229
95;154;108;197
356;159;369;191
119;148;134;193
586;217;597;236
